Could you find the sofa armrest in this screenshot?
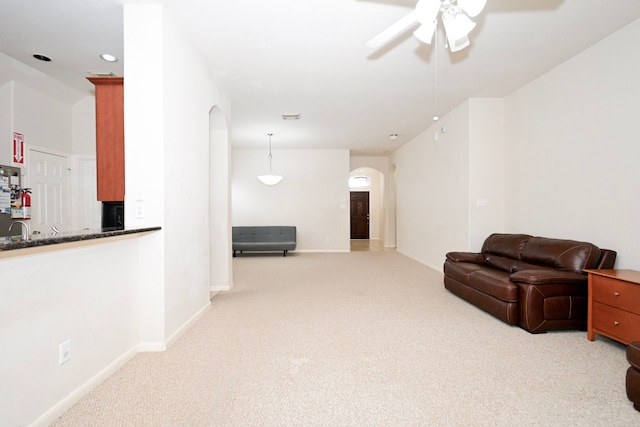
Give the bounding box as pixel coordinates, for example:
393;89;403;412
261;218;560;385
445;252;484;264
510;269;587;285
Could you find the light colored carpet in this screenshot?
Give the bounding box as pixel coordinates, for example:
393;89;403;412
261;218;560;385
51;251;638;426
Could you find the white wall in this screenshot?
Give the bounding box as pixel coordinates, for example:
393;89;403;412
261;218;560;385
232;148;350;252
0;80;83;166
160;8;229;336
468;99;505;251
0;236;148;427
391;102;471;270
13;82;73;155
503;18;640;268
124;3;232;344
0;82;12;164
1;5;234;424
71;96;96;155
393;18;640;271
123;4;167;349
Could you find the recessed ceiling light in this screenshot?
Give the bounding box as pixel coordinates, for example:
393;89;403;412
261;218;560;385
100;53;118;62
33;54;51;62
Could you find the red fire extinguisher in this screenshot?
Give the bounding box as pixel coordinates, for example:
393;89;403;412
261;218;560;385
21;188;31;220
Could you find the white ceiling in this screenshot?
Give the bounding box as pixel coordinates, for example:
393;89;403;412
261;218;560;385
2;0;640;155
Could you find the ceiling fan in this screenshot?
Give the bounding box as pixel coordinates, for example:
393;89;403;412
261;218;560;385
366;0;487;52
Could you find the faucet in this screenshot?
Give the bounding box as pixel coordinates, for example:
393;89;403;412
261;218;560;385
9;220;30;240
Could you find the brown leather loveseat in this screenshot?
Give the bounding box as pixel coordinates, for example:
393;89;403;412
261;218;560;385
444;233;616;333
627;341;640;411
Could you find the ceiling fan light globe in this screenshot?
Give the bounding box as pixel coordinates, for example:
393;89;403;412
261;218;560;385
443;12;476;40
457;0;487;18
413;22;437;44
448;34;470;52
415;0;441;24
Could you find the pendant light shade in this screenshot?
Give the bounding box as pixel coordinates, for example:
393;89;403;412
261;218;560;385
257;174;283;185
257;133;283;186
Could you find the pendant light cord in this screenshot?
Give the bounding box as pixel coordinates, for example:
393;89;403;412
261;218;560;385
433;23;439;121
268;133;274;175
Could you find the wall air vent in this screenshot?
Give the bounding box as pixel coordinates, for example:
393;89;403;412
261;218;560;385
282;113;300;120
86;70;117;77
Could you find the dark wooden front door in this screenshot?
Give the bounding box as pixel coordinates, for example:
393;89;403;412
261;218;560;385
350;191;369;239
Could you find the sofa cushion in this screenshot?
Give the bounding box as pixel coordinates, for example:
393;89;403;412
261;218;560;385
520;237;601;272
484;254;516;272
469;269;519;302
511;260;548;272
481;233;531;259
443;260;484;285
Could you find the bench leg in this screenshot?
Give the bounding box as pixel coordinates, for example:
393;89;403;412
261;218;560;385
233;250;236;257
283;250;287;257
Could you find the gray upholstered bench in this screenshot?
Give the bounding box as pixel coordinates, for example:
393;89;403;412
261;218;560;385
232;226;297;257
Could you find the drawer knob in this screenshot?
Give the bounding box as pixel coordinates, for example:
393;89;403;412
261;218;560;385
614;291;620;296
614;321;620;326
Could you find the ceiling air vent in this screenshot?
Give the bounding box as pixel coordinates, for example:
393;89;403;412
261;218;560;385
86;70;117;77
282;113;300;120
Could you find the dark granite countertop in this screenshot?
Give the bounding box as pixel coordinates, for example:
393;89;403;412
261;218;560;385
0;226;161;252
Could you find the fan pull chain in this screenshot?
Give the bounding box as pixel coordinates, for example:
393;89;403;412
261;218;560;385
433;23;440;121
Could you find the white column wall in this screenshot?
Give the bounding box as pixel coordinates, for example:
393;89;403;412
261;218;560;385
124;4;232;342
123;4;167;349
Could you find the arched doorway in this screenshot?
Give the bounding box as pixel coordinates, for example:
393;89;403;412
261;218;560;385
349;167;386;248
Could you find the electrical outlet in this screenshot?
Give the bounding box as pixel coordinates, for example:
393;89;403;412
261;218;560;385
59;339;71;365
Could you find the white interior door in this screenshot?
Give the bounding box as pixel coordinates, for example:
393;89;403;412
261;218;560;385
27;148;70;234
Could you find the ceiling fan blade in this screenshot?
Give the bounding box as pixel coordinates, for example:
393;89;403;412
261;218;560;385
366;10;418;49
457;0;487;18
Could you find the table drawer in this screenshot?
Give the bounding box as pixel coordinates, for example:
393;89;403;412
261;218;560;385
592;275;640;314
592;301;640;344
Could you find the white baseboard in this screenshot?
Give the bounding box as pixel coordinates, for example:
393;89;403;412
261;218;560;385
294;249;350;253
29;301;212;426
29;345;139;427
211;284;231;291
138;341;166;352
165;301;211;349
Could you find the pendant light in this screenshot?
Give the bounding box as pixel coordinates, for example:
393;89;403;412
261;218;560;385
257;133;283;185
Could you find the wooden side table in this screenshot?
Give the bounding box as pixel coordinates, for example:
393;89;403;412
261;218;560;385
586;269;640;344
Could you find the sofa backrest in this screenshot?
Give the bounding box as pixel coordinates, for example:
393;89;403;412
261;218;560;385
232;226;296;243
481;233;531;259
519;237;601;272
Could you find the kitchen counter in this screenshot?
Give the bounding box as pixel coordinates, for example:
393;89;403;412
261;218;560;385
0;226;161;253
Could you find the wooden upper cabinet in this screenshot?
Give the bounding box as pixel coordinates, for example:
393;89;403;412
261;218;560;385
87;77;124;202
